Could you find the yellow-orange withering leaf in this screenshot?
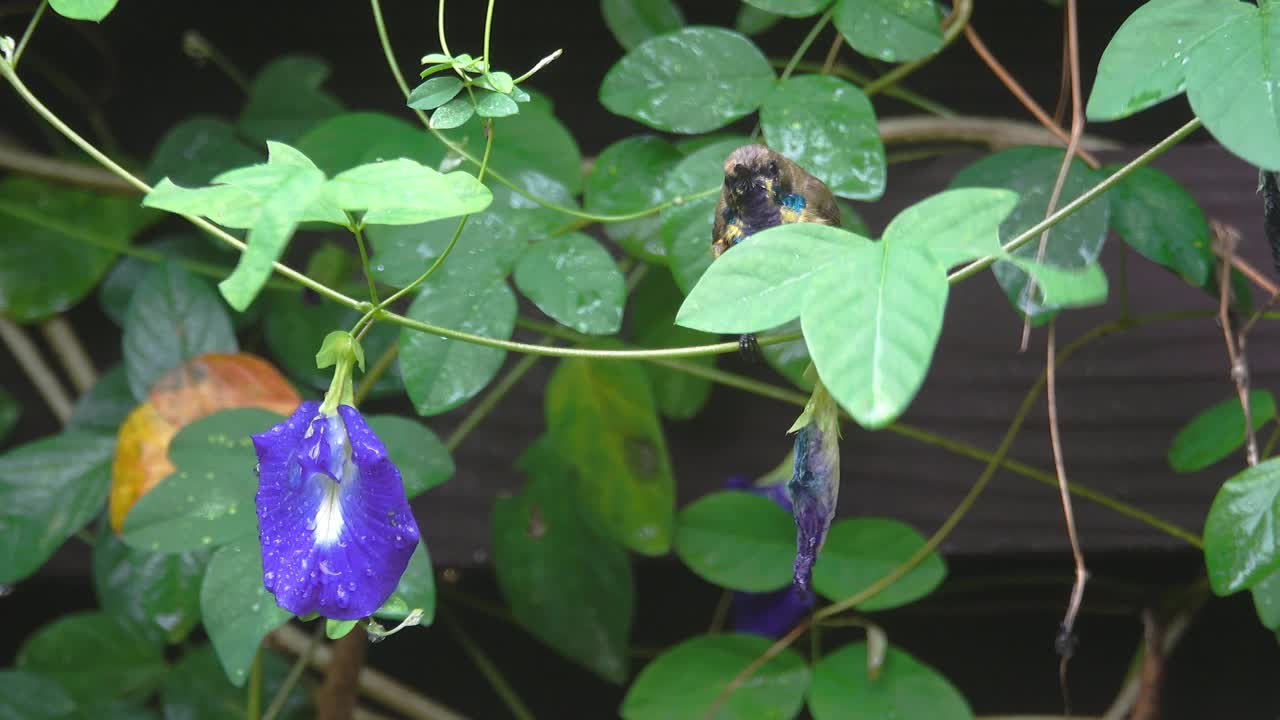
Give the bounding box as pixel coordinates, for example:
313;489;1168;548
110;353;301;531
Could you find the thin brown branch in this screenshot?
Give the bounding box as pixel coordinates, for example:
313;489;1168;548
820;32;843;74
38;316;96;393
1214;221;1259;467
0;142;135;193
317;630;368;720
0;316;73;421
877;115;1119;153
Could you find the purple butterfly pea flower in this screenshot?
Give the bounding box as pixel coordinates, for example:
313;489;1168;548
786;382;841;592
253;401;420;620
725;476;814;638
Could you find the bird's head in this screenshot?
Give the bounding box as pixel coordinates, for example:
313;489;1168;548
723;145;785;213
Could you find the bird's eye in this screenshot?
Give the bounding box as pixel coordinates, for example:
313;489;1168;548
768;161;779;176
734;163;749;177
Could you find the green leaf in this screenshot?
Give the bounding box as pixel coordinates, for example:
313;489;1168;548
407;77;465;110
375;541;436;624
622;634;810;720
122;261;238;401
475;71;516;94
745;0;831;17
1007;258;1109;309
677;223;868;333
122;409;282;553
162;645;313;720
239;55;344;145
662;137;750;293
601;27;776;134
0;177;152;322
629;271;716;420
1104;164;1213;286
49;0;117;21
295;112;445;177
93;531;208;644
736;4;784;34
1185;2;1280;170
0;386;17;444
585;135;684;262
546;359;675;555
364;415;454;498
809;642;973;720
326;619;357;639
475;90;520;118
399;274;517;416
141;180;261;228
493;440;634;682
675;491;795;591
950;146;1109;322
1252;568;1280;630
812;518;947;610
0;670;76;719
324;158;492;226
63;702;159;720
760;74;885;200
216;143;327;311
444;92;585;194
515;233;625;335
802;239;947;429
834;0;943;63
147;116;262;186
1169;391;1277;473
1086;0;1252;121
200;537;294;686
883;188;1019;268
1204;456;1280;595
0;431;114;583
68;365;134;435
762;319;814;391
99;235;256;328
601;0;685;50
17;611;166;703
430;96;475;129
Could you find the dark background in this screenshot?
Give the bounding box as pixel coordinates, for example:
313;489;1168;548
2;1;1279;717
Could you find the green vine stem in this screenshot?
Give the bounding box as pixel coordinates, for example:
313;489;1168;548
246;647;264;720
441;608;536;720
778;9;834;84
862;0;973;97
11;0;47;68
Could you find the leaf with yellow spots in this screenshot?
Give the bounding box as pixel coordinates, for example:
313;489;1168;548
110;353;299;532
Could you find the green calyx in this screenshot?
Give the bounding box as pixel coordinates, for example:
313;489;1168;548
317;330;366;414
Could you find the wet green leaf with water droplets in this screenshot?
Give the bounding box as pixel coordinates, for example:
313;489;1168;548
585;135;684;262
1203;456;1280;595
93;530;209;644
16;611;167;704
364;416;453;498
515;233;625;335
122;409;283;554
601;0;686;50
201;537;294;686
809;642;973;720
833;0;943;63
162;644;314;720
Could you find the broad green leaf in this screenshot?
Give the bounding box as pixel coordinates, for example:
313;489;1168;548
1104;164;1213;286
601;0;685;50
622;634;809;720
0;387;17;444
216;143;326;310
0;432;114;583
475;72;516;94
950;146;1109;322
407;77;465;110
295;112;445;176
475;90;520;118
122;262;237;401
63;702;158;720
0;177;152;322
812;518;947;610
585;135;684;261
675;491;795;591
1008;258;1109;309
49;0;117;21
546;359;675;555
200;537;293;686
364;415;454;498
1185;2;1280;170
1086;0;1252;121
99;236;238;327
661;137;750;293
141;180;262;228
430;96;475;129
834;0;943;63
399;273;517;415
147;116;262;186
0;670;76;719
443;92;585;194
67;365;133;435
883;188;1019;268
493;440;634;682
745;0;831;17
162;645;312;720
238;55;344;145
601;27;775;134
1169;391;1277;473
93;531;207;644
737;4;783;34
809;642;973;720
122;409;282;553
324;158;492;225
760;74;885;200
17;611;166;703
629;271;716;420
1253;569;1280;630
515;233;625;335
375;541;436;624
677;223;868;333
802;240;947;429
1204;457;1280;594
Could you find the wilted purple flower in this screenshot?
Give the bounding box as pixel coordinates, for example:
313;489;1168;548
726;475;814;637
786;382;841;592
253;401;420;620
